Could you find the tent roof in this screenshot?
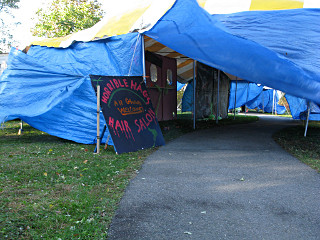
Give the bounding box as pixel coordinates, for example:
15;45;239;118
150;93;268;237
31;0;320;48
31;0;176;48
145;0;320;104
29;0;320;104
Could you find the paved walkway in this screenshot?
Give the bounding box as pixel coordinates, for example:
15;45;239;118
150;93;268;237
108;115;320;240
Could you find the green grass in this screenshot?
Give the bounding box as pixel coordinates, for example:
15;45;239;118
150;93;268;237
0;121;153;239
273;122;320;172
0;115;258;239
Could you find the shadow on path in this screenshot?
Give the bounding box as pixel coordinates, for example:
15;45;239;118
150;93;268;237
108;115;320;240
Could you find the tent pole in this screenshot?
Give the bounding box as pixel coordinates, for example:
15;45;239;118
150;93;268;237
275;91;277;115
193;60;196;130
262;90;265;113
234;77;238;120
142;34;146;82
18;120;23;135
245;81;249;115
304;101;311;137
216;70;220;124
272;89;275;115
96;85;100;154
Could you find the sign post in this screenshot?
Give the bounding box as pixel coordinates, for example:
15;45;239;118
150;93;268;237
96;84;101;154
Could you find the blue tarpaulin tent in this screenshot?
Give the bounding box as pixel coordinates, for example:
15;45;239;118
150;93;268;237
1;0;320;145
286;95;320;121
246;89;286;114
228;81;263;110
227;81;286;114
146;0;320;104
1;34;143;145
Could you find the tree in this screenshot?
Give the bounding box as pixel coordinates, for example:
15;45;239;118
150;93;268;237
0;0;20;53
32;0;104;38
0;0;20;12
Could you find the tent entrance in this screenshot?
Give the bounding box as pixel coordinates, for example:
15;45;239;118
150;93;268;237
145;52;177;121
144;35;231;122
144;35;195;122
195;62;230;120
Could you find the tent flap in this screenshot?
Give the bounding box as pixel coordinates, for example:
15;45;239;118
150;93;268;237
0;48;86;123
146;0;320;104
1;33;143;144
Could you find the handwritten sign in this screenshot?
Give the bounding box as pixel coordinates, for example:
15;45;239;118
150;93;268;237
90;75;165;154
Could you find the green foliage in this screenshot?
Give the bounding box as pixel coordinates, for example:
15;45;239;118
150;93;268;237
0;0;19;12
177;85;186;110
32;0;104;38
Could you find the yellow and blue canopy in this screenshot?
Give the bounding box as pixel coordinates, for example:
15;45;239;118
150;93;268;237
31;0;319;48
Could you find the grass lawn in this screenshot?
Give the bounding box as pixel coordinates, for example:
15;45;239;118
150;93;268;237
0;114;258;239
273;121;320;172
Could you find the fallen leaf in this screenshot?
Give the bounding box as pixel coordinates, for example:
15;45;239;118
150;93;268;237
43;172;47;177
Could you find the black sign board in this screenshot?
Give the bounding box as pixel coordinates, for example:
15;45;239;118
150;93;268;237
90;75;165;154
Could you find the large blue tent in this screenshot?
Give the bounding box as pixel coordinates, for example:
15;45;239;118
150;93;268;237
1;0;319;145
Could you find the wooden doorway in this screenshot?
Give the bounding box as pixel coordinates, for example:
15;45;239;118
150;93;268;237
145;52;177;121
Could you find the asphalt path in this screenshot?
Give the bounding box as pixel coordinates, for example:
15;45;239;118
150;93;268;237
108;114;320;240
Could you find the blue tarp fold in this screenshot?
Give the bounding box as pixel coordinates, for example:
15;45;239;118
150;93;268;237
0;33;143;144
0;48;86;123
147;0;320;104
286;95;320;121
181;81;194;112
228;81;263;109
246;89;286;114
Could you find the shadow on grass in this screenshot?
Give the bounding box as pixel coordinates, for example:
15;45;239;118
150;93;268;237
159;113;259;142
273;122;320;172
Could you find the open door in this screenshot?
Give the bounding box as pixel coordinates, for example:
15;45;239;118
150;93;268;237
145;53;177;121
